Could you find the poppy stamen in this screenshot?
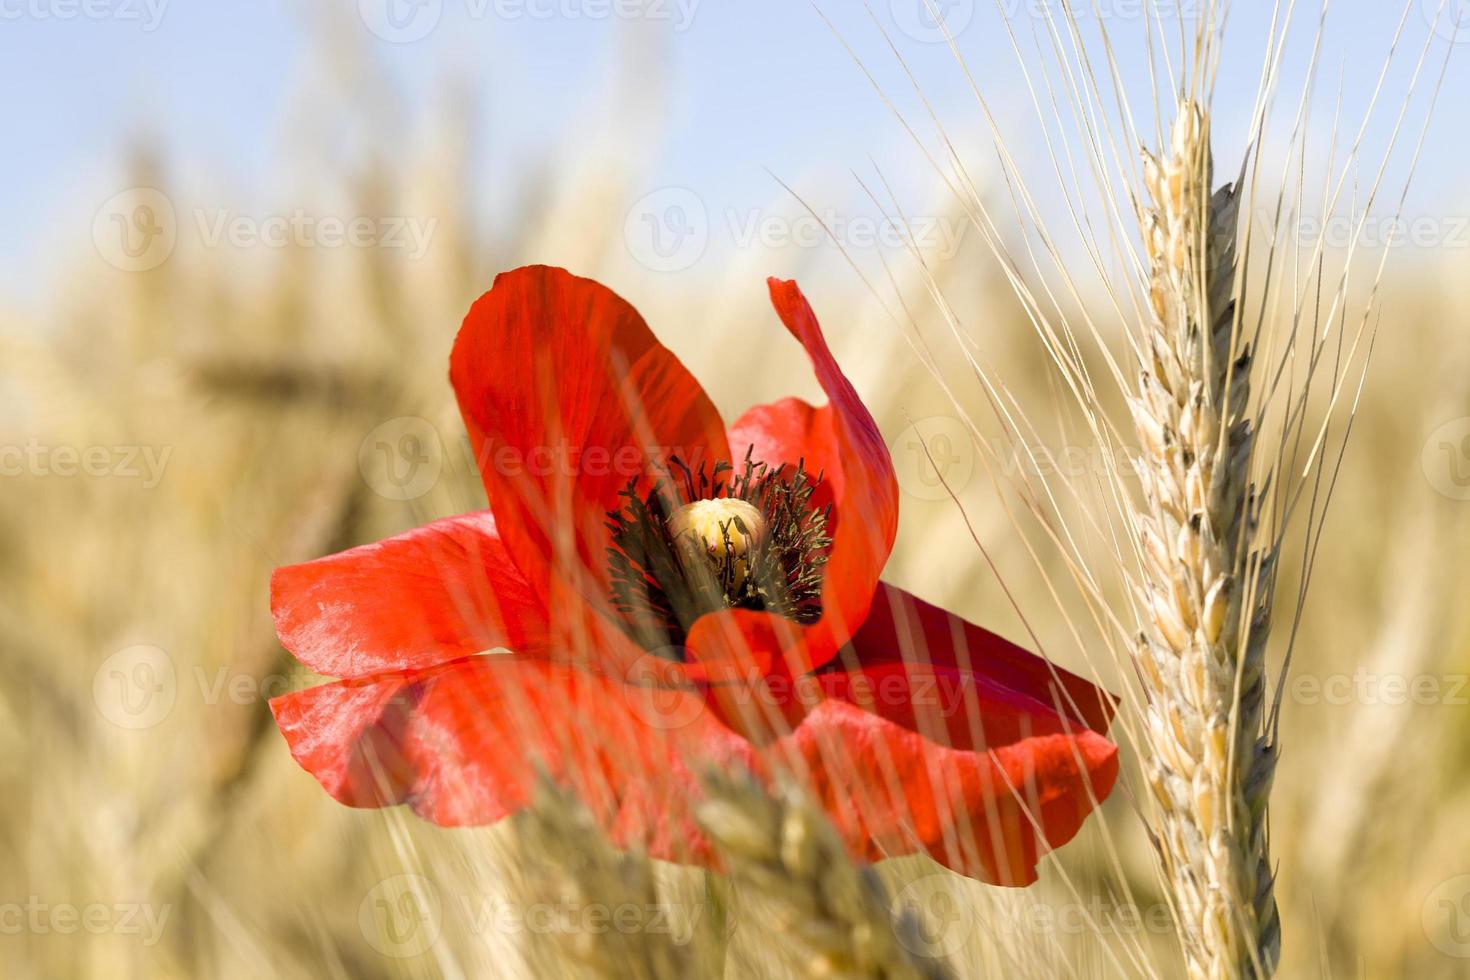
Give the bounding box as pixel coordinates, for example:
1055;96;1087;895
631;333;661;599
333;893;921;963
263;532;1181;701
606;447;832;653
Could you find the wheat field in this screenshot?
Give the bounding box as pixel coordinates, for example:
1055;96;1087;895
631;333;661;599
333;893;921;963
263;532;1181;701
3;5;1468;978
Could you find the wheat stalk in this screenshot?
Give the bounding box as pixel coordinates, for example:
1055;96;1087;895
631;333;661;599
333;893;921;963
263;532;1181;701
1129;100;1280;980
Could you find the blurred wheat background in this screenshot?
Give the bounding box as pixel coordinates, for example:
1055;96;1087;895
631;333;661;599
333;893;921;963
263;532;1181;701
3;2;1469;978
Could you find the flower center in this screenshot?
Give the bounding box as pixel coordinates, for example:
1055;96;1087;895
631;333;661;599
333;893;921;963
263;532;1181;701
668;498;766;593
607;450;832;654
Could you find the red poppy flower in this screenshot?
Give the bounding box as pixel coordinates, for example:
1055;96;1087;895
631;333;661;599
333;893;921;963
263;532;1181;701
269;265;1118;886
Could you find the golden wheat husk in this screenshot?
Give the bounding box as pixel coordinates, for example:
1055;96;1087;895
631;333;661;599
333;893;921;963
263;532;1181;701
1130;101;1279;979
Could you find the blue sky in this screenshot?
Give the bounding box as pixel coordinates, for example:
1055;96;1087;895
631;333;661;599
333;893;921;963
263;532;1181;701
2;0;1463;307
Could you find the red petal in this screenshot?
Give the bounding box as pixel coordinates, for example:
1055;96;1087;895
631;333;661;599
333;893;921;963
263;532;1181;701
272;652;1115;884
271;511;548;678
727;396;836;517
271;657;757;864
721;281;899;669
844;583;1116;733
681;608;814;684
793;665;1119;885
270;671;420;808
449;266;731;654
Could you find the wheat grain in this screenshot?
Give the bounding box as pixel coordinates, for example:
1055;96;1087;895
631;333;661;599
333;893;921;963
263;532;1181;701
1130;100;1280;980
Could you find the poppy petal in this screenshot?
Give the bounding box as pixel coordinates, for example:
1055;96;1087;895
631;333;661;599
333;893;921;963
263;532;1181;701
272;654;1114;884
793;664;1119;885
724;280;899;669
271;511;548;679
271;657;757;864
269;671;420;808
449;266;731;646
843;582;1116;733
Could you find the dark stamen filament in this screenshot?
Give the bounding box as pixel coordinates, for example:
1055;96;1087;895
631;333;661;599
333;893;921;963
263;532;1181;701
606;447;832;655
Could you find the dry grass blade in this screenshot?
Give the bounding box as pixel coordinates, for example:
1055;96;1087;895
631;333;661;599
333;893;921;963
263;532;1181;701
1130;100;1279;979
696;772;950;980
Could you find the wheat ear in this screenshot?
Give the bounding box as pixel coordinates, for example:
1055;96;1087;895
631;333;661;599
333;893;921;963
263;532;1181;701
696;772;950;980
1131;100;1281;979
516;779;701;979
